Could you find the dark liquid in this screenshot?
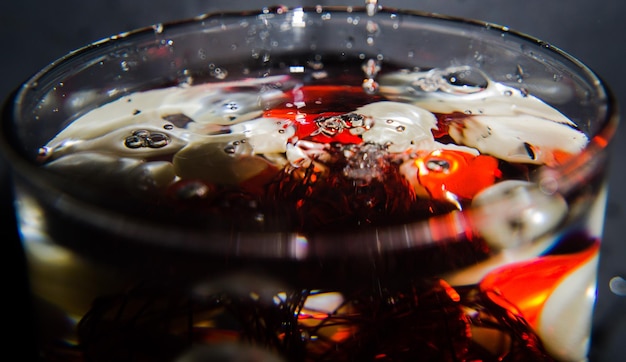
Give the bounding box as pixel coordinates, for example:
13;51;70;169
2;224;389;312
28;64;600;362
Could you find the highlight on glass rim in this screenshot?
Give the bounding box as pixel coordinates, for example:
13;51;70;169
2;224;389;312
0;2;618;362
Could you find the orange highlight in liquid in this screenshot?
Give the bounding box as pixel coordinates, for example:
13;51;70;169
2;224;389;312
479;243;599;328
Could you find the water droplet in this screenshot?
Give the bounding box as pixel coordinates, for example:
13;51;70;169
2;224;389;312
120;60;130;72
362;58;381;79
503;90;513;97
163;124;174;130
396;125;406;132
609;276;626;296
37;146;51;160
365;0;378;16
153;23;164;34
366;20;379;34
362;78;379;94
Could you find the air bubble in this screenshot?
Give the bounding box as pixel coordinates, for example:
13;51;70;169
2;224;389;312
133;130;150;138
396;125;406;132
426;159;451;172
125;135;144;149
211;67;228;80
146;133;170;148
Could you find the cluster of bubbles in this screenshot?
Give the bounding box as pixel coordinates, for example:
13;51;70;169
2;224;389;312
124;129;170;149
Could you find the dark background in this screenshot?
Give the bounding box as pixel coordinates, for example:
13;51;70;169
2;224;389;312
1;0;624;360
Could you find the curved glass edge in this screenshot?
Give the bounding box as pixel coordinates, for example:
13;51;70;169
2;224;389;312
0;6;619;258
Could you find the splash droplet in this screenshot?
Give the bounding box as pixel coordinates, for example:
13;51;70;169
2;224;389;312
365;0;378;16
362;78;379;95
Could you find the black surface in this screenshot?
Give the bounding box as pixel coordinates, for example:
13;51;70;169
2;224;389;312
1;1;624;361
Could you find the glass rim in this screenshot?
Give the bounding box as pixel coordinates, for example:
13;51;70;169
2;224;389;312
0;5;619;259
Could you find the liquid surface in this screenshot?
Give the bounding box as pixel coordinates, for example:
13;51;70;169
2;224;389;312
39;65;587;233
